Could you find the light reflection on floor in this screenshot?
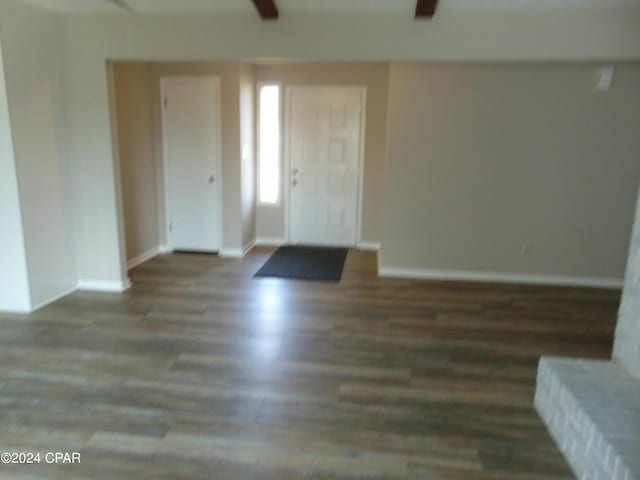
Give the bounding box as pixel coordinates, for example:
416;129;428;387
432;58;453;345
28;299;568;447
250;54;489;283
252;279;287;360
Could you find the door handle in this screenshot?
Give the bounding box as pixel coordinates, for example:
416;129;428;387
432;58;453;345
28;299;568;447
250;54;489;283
292;168;299;175
292;179;298;187
208;175;216;184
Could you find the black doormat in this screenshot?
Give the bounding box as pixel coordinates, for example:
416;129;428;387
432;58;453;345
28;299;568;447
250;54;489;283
254;246;348;282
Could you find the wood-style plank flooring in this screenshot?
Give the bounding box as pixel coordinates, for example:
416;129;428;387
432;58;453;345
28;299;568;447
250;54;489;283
0;248;620;479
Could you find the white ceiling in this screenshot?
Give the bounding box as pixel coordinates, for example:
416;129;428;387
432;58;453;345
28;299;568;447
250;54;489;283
20;0;640;14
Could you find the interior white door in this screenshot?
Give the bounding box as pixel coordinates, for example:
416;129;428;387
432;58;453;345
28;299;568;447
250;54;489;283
289;88;363;246
162;77;220;252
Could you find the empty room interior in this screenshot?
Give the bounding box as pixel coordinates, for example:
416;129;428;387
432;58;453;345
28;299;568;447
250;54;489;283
0;0;639;478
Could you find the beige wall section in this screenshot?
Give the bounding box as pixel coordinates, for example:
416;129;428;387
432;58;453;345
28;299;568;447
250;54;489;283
254;63;389;244
106;63;129;282
150;62;244;252
59;7;640;285
239;64;256;250
112;63;159;264
382;63;640;283
111;61;253;258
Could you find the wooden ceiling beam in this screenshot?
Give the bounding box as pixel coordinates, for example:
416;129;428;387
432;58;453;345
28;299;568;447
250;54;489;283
252;0;279;20
415;0;439;18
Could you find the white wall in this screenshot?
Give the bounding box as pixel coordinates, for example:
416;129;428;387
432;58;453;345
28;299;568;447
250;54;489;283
239;64;256;251
1;2;638;300
64;9;640;62
59;6;640;287
0;0;76;309
381;63;640;286
0;36;31;312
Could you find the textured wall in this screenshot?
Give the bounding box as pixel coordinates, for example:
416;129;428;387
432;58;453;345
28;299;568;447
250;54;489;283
614;186;640;379
535;357;640;480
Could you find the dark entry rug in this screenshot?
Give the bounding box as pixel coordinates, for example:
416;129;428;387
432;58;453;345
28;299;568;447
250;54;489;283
254;246;348;282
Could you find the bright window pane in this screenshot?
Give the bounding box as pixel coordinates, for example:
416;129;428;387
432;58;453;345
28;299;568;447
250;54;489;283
258;85;280;204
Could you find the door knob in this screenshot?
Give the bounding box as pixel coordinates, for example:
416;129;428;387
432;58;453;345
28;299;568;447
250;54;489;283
208;175;216;184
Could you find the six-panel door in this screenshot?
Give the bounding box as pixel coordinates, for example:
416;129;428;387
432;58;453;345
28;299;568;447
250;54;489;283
289;89;363;246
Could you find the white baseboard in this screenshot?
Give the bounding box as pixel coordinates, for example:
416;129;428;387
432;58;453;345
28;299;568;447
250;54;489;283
29;284;78;312
378;266;623;289
77;278;132;292
3;277;132;313
243;239;256;256
0;305;32;314
255;237;287;247
219;248;243;258
127;246;161;270
158;244;172;254
357;241;380;251
219;239;256;258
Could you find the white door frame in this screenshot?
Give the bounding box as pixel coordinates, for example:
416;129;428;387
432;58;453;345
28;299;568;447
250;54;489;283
160;76;224;252
284;85;367;247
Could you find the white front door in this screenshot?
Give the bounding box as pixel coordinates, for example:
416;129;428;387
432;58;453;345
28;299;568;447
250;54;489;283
161;77;221;252
288;88;363;246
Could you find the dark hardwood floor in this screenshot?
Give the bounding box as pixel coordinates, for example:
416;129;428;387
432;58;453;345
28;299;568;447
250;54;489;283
0;248;620;479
